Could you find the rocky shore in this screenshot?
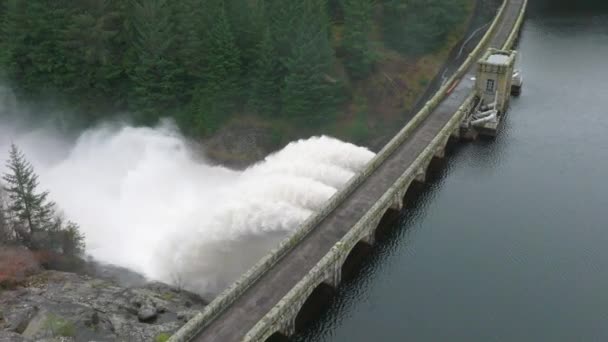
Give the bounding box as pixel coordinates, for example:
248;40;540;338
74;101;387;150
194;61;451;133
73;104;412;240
0;270;206;342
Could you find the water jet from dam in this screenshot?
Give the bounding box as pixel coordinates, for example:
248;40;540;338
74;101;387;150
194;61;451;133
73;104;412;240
0;104;374;297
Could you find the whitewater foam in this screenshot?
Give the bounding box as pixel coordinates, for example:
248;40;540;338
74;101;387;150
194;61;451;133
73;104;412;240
1;109;374;297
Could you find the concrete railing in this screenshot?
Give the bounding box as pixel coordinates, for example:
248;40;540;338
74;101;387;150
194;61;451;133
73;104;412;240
169;2;510;341
504;0;527;50
243;92;478;341
245;4;530;337
246;98;478;341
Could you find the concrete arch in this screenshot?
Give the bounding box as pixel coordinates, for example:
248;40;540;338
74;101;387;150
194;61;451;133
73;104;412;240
294;282;335;332
264;332;290;342
428;155;447;179
340;240;373;282
434;134;453;159
404;176;426;207
375;205;402;240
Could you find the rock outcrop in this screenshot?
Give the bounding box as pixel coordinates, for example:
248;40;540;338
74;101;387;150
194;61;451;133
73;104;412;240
0;271;206;341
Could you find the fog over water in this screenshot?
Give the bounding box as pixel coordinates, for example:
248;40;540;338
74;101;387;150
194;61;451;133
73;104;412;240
0;87;375;297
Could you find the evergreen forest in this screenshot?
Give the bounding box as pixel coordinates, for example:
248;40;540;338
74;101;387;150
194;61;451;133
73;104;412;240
0;0;470;146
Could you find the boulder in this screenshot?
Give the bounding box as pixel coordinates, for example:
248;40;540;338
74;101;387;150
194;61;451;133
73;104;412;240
137;305;157;323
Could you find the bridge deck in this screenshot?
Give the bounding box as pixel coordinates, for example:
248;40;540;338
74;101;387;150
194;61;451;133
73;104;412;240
194;1;524;340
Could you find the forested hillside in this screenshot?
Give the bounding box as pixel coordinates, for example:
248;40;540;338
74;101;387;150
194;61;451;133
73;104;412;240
0;0;471;154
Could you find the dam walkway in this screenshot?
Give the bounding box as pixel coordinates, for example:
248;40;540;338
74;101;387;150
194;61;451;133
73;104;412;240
172;0;527;340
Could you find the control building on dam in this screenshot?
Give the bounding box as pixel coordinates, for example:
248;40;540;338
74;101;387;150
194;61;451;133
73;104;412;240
170;0;528;341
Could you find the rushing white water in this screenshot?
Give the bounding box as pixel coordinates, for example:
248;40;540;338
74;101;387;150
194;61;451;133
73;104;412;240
0;93;375;297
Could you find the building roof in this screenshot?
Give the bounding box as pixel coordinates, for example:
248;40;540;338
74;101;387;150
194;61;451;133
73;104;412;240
487;53;510;65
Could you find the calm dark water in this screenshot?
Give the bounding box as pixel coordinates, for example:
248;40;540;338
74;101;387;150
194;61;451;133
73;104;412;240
297;3;608;342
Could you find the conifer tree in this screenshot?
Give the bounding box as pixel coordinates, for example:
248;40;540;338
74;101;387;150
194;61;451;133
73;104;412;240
225;0;258;73
0;0;28;84
60;0;126;117
0;0;7;67
172;0;208;86
50;215;85;256
250;28;282;116
2;144;55;249
204;1;241;99
281;0;341;120
0;0;468;142
0;185;11;244
383;0;466;55
282;35;339;120
2;145;85;256
343;0;375;79
128;0;184;123
192;0;241;135
265;0;302;63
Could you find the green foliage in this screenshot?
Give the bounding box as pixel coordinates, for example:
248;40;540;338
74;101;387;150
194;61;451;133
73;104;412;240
1;144;85;256
160;292;175;301
2;144;55;249
155;333;171;342
0;0;468;140
128;0;185;124
1;1;72;93
249;28;282;116
419;77;430;88
343;0;376;79
382;0;467;55
60;0;128;118
171;0;207;87
281;40;339;120
281;0;343;121
59;221;86;256
45;314;76;337
224;0;260;71
346;98;371;143
0;187;10;243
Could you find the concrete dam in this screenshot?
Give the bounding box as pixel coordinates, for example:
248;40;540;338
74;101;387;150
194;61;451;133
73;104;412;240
170;0;528;340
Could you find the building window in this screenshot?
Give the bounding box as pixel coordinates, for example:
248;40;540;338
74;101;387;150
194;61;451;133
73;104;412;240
486;79;495;93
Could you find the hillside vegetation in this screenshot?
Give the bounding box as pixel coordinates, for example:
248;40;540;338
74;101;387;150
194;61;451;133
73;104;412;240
0;0;472;152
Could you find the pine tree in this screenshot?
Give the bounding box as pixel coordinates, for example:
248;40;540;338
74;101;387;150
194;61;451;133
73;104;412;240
0;185;11;244
281;35;340;120
204;1;241;99
383;0;466;55
128;0;184;123
225;0;258;73
0;0;28;84
250;28;282;116
49;215;85;256
1;145;85;256
17;1;73;93
281;0;342;121
191;0;241;136
171;0;208;85
343;0;375;79
265;0;302;63
2;144;55;249
63;0;120;66
328;0;344;21
0;0;7;68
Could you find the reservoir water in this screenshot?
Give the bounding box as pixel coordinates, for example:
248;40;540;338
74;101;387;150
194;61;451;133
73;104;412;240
297;2;608;341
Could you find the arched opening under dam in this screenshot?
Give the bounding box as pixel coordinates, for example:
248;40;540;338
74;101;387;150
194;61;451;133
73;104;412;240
375;207;402;240
403;178;427;207
264;331;290;342
427;156;448;180
294;282;336;332
341;240;373;282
